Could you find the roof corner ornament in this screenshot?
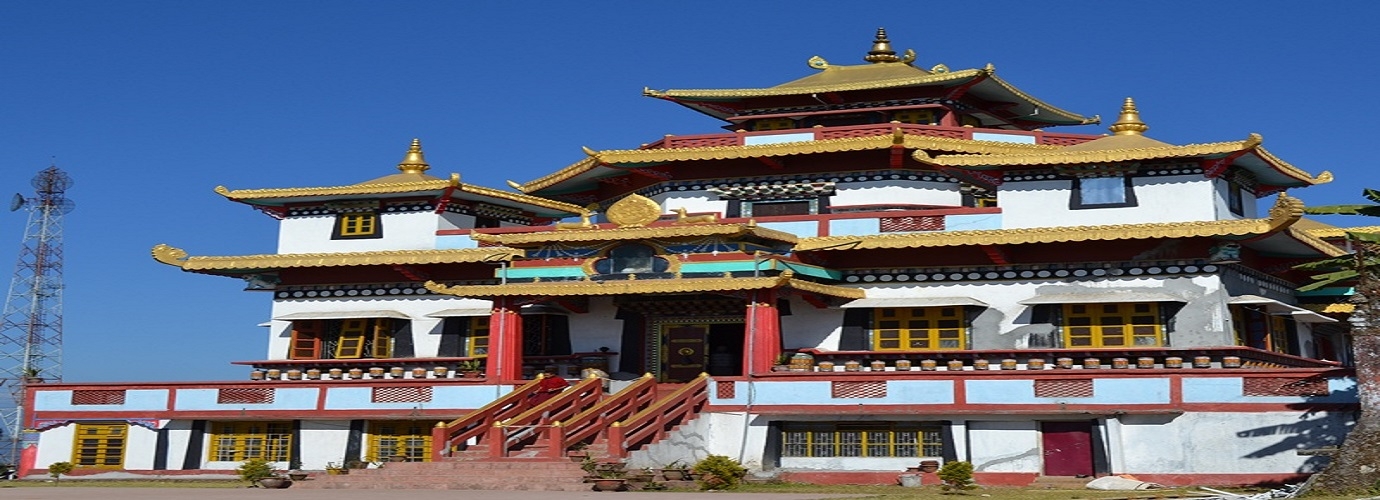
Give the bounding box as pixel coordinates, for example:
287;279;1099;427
807;55;829;70
506;180;524;190
863;27;904;64
397;138;431;174
1108;97;1150;136
449;172;461;186
1267;192;1304;228
1315;171;1334;184
151;244;189;267
930;63;949;73
1243;133;1263;149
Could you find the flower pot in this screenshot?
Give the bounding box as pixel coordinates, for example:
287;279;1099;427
325;468;348;475
919;460;940;473
592;478;626;491
287;472;309;481
257;477;292;488
661;469;688;481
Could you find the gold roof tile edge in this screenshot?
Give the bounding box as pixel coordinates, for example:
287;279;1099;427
1286;227;1348;257
471;223;798;246
216;179;454;200
456;184;587;215
151;244;523;271
519;132;1059;193
423;274;861;299
980;72;1095;123
1305;225;1380;238
646;68;984;98
795;194;1304;251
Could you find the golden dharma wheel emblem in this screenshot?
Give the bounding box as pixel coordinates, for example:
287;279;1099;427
678;348;695;356
605;193;662;227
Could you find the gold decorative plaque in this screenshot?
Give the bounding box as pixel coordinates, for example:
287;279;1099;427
605;193;662;228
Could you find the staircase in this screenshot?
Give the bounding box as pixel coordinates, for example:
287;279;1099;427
300;373;710;490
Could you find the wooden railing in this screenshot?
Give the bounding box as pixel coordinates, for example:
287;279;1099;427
606;373;709;458
638;123;1098;150
430;376;546;461
543;374;659;458
487;375;604;458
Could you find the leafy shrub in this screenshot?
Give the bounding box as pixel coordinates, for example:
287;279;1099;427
236;458;276;484
937;460;976;492
691;454;747;490
47;461;74;482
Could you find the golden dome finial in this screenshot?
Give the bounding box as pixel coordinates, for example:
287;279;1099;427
864;27;901;64
1108;97;1149;136
397;138;430;174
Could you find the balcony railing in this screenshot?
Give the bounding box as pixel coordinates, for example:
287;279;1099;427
639;122;1097;150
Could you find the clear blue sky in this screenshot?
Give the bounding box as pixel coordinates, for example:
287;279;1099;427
1;1;1376;382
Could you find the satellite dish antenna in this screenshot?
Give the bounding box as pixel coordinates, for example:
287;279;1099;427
9;193;24;212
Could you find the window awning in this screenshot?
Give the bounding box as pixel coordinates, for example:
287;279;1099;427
841;297;989;309
424;308;493;318
1018;291;1187;305
272;310;411;321
1229;295;1338;323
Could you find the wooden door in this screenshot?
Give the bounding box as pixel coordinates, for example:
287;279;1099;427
663;324;708;382
1040;421;1094;476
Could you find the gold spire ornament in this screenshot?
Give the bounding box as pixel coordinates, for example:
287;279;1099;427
1108;97;1149;136
864;27;899;63
397;138;430;174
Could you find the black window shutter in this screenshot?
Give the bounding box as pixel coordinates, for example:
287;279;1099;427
839;308;869;350
549;315;572;355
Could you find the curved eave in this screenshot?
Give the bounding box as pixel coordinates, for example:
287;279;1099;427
423;273;862;299
917;134;1329;188
454;184;587;217
1306;225;1380;239
1281;227;1348;258
795;194;1304;252
151;244;523;274
645;68;1093;125
518;132;1058;194
215;178;456;205
471;223;798;246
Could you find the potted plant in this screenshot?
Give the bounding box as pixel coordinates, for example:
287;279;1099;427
567;441;590;462
660;460;690;481
325;462;348;475
457;359;483;378
590;468;626;491
691;454;747;490
286;458;308;481
47;461;73;482
937;460;977;492
772;353;792;372
237;458;290;488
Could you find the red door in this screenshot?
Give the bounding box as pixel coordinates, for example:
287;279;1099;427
663;325;708;382
1040;421;1094;476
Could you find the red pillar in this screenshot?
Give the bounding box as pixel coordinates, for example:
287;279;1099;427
743;289;782;374
486;297;525;382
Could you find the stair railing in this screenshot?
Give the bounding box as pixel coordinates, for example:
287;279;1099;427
544;373;658;458
606;373;709;458
487;375;603;458
430;375;547;461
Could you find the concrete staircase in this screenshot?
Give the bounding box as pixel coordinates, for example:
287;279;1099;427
295;459;594;491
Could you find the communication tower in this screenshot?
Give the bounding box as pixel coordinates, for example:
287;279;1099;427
0;166;74;466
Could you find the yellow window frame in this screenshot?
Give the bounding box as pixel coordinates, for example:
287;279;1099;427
368;421;433;462
334;319;369;358
338;213;377;236
71;423;127;469
467;316;490;357
209;421;291;462
892;109;936;125
1063;302;1163;348
372;318;394;358
872;307;966;350
752;118;794;131
781;422;942;458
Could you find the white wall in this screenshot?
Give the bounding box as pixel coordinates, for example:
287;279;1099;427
655;192;726;216
567;297;624;368
967;420;1042;472
781;296;842;350
34;422;158;471
299;420;354;470
277;211;439;254
1114;412;1345;474
1000;175;1218;229
830;180;961;208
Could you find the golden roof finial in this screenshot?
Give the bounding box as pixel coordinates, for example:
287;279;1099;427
1108;97;1149;136
397;138;430;174
864;27;901;64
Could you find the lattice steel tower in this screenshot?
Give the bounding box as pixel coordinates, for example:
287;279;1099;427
0;166;74;466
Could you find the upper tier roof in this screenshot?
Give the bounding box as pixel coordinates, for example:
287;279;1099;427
643;28;1096;128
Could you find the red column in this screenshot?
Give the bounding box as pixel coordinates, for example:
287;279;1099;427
486;297;525;382
743;289;782;374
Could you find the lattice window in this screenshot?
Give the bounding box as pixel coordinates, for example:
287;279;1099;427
71;390;126;405
832;381;887;398
880;216;945;232
873;307;966;350
210;421;291;462
716;380;736;399
369;421;433;462
372;386;433;403
1243;377;1330;397
781;422;942;458
667;137;737;148
1063;303;1163;347
217;388;275;404
1033;379;1094;398
72;423;127;468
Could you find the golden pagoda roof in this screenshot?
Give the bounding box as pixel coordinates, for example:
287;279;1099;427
423;271;863;299
795;193;1312;252
215;139;587;216
471;221;798;246
643;29;1094;126
1304;225;1380;239
518;131;1057;193
152;244;523;273
1285;227;1349;257
1303;302;1355;314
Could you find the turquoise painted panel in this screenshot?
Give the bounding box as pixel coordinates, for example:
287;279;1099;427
323;385;512;410
759;221;819;238
945;214;1002;231
885;380;956;404
828;218;880;236
744;133;814;145
966;378;1171;405
173;388;319;410
964;380;1035;404
710;380;953;405
436;235;478;249
503;266;585;279
33;389;169;412
1183;377;1358;404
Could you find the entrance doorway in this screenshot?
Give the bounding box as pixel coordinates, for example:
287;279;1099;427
656;319;743;382
1040;420;1094;476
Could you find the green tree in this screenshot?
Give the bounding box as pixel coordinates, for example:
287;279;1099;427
1298;188;1380;494
47;461;73;483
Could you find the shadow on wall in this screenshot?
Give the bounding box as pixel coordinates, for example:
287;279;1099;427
1234;376;1356;473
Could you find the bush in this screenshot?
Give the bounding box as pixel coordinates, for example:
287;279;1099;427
236;458;276;484
937;460;976;492
691;454;747;490
47;461;74;482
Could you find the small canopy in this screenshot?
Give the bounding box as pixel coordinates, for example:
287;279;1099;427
842;297;988;308
1019;291;1186;305
424;308;493;318
1229;295;1338;324
272;310;411;321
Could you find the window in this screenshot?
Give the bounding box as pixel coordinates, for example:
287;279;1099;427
369;421;433;462
593;244;670;275
1071;176;1137;209
72;423;126;469
1062;303;1163;347
333;212;382;239
1231;306;1292;353
522;314;572;356
1227;181;1245;216
467;316;490;357
288;318;396;360
781;422;942;458
872;307;966;350
752;118;794;131
210;422;291;462
892;109;936;125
